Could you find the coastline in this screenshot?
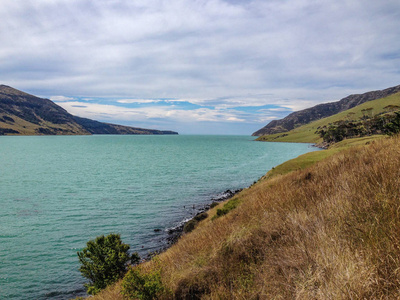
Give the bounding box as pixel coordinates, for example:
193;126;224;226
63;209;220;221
141;142;324;261
73;140;322;299
77;139;333;298
144;188;243;260
149;143;324;259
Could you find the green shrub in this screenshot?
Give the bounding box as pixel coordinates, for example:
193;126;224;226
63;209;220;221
194;212;208;222
77;233;138;295
183;212;209;233
216;207;229;217
183;219;197;233
213;198;242;219
122;265;165;300
210;201;219;209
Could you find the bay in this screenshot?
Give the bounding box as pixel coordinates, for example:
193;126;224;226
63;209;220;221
0;135;318;299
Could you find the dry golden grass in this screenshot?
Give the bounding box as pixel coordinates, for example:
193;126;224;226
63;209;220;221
89;282;124;300
0;113;89;135
93;135;400;299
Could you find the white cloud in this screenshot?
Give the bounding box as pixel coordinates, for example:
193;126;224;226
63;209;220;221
50;95;75;102
57;101;250;124
117;99;162;104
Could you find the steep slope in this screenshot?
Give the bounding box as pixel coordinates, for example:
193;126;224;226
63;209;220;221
0;85;178;135
0;85;88;135
256;91;400;144
252;84;400;136
92;135;400;299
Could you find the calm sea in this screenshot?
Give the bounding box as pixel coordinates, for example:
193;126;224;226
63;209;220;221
0;135;318;299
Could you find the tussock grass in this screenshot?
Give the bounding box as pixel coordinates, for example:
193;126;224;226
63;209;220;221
93;135;400;299
264;135;385;179
88;282;124;300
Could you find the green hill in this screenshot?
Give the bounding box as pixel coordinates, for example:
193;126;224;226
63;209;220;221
253;84;400;136
256;91;400;144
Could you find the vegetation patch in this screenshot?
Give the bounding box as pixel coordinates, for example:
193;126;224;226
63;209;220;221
121;263;167;300
183;212;208;233
213;197;242;219
77;233;139;295
0;128;19;135
209;201;219;209
316;110;400;143
257;92;400;144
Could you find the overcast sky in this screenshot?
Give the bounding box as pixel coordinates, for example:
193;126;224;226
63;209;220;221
1;0;400;134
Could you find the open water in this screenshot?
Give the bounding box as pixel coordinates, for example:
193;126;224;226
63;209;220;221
0;135;318;299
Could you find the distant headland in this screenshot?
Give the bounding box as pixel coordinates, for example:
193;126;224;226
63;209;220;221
0;85;178;136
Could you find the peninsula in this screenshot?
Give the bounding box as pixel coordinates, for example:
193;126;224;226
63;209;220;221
0;85;178;136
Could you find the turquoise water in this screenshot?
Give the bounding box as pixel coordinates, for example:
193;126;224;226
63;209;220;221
0;135;318;299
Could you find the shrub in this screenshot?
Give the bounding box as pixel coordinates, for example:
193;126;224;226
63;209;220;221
77;233;138;295
210;201;219;208
183;219;197;233
122;265;165;300
183;213;208;233
194;212;208;222
213;198;242;219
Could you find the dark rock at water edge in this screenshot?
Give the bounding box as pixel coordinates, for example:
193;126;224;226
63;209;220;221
164;188;243;246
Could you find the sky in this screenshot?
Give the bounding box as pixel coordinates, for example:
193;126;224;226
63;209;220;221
1;0;400;134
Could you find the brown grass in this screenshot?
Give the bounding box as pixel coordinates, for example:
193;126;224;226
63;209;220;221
93;136;400;299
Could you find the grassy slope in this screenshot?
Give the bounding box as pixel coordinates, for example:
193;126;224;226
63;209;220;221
0;113;89;135
256;91;400;143
264;135;385;179
91;134;400;299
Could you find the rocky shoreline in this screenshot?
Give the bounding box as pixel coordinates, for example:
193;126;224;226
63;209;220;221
144;188;242;260
167;189;242;243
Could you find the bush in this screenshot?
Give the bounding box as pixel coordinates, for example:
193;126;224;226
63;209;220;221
122;265;165;300
183;212;209;233
210;201;219;209
213;198;242;219
194;212;208;222
183;219;197;233
77;233;138;295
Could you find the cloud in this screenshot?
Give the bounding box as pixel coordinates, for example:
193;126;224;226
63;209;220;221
50;95;75;102
57;101;249;123
1;0;400;133
117;99;162;104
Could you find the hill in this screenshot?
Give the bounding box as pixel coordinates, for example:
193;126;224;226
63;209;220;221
88;134;400;299
0;85;178;136
256;91;400;145
252;84;400;136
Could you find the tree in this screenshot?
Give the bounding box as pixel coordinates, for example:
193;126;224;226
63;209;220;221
77;233;139;295
384;112;400;135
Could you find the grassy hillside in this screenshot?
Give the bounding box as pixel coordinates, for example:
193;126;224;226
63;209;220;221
87;134;400;299
0;113;89;135
0;85;178;136
253;84;400;136
256;91;400;143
